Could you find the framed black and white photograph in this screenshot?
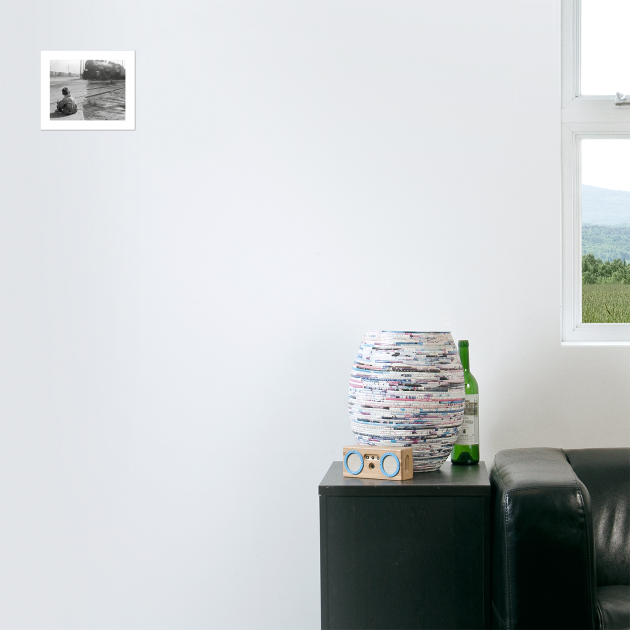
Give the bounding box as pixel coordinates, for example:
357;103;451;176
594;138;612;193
41;50;135;130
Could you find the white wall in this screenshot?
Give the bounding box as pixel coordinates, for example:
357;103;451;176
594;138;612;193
1;1;628;628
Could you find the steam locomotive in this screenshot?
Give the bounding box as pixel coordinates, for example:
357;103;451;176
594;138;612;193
82;60;126;81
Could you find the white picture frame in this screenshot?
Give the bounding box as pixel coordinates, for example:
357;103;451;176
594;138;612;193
41;50;135;131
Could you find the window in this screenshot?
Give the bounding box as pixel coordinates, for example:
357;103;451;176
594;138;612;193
561;0;630;344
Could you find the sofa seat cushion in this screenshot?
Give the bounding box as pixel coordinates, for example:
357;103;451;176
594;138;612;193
597;585;630;630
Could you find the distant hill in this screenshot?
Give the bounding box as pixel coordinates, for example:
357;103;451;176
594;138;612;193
583;224;630;261
582;185;630;261
582;185;630;225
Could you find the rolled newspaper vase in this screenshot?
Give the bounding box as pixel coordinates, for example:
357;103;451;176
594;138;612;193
348;331;465;473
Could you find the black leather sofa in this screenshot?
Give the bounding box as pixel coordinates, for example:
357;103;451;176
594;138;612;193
490;448;630;629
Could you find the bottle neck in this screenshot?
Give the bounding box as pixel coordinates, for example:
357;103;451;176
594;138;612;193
459;345;470;371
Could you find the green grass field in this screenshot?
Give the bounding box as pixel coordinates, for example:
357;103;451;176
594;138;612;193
582;284;630;323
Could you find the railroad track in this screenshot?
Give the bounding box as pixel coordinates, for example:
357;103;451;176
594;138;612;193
49;82;126;106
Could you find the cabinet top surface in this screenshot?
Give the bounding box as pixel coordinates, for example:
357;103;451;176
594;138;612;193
319;461;490;497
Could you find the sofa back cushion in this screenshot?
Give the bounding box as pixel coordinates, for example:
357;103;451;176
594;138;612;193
564;448;630;587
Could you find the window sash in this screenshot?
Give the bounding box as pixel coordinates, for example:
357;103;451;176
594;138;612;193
561;0;630;344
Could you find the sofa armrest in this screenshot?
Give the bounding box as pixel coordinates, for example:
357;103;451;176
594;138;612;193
490;448;598;630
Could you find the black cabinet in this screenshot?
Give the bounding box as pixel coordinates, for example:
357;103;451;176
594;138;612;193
319;461;490;630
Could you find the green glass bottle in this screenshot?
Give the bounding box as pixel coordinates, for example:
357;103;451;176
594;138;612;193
451;340;479;465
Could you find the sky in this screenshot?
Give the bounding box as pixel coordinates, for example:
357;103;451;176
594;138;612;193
582;0;630;96
50;60;123;74
582;140;630;193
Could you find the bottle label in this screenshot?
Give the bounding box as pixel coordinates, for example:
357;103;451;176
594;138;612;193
456;394;478;445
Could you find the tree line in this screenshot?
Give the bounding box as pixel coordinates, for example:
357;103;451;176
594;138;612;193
583;253;630;284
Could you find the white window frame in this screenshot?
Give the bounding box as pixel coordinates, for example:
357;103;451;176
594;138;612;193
561;0;630;345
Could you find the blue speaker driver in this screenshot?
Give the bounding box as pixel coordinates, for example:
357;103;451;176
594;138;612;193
344;450;364;475
380;452;400;477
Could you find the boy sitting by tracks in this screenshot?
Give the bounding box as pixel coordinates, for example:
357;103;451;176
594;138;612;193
56;87;78;115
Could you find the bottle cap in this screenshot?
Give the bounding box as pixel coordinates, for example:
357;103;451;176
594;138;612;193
458;340;469;347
